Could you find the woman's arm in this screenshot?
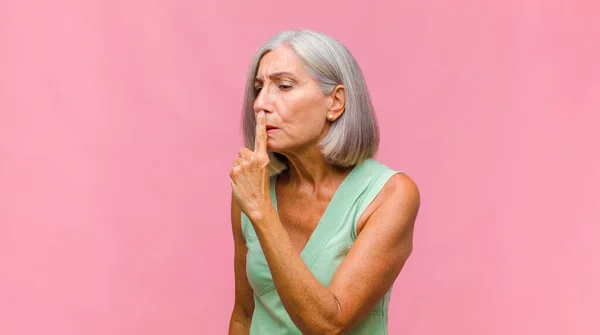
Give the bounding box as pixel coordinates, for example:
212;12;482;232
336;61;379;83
230;113;420;334
250;173;420;335
228;195;255;335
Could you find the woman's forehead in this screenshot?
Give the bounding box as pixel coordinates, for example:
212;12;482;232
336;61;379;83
256;46;305;80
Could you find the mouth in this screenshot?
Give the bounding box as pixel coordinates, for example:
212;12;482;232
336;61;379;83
266;125;278;131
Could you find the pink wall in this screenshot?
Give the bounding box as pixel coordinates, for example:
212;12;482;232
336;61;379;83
1;0;598;334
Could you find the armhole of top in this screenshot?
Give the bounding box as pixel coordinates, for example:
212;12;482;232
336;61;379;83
351;169;405;240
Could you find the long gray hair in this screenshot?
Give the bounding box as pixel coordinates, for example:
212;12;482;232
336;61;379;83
241;30;379;176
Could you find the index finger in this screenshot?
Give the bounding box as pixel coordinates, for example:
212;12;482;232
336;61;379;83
254;111;267;155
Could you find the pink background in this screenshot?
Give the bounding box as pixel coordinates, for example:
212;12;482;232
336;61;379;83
1;0;599;334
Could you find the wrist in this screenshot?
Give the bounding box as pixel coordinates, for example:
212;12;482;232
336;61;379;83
248;203;277;226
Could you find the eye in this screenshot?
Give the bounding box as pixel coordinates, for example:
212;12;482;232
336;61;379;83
254;86;262;96
278;83;293;90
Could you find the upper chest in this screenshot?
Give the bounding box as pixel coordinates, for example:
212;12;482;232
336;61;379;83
273;177;389;241
274;183;333;237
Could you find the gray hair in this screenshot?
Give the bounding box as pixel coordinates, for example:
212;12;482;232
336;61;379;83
241;29;379;176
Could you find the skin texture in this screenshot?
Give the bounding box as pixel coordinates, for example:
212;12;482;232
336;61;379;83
228;46;420;335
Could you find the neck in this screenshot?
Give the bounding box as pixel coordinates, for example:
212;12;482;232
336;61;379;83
279;147;351;190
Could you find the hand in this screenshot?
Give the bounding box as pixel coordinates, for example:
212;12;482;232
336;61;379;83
230;111;272;221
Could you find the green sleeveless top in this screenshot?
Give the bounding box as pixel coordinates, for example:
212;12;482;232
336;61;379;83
241;158;401;334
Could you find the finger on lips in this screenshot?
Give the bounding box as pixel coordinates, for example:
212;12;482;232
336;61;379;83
232;111;269;176
254;111;267;154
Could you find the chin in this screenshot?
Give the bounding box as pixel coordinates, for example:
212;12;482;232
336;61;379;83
266;145;285;156
266;140;282;152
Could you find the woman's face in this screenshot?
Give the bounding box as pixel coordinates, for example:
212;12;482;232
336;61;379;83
253;45;338;155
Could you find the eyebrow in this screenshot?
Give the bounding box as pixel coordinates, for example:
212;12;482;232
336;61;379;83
254;71;297;83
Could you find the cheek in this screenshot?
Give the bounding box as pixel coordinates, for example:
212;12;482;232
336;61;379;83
278;93;328;133
293;114;327;140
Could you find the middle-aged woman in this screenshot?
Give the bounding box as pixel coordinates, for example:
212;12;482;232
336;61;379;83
228;29;420;334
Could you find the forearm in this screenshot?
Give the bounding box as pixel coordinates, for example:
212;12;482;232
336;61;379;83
251;209;341;334
228;309;251;335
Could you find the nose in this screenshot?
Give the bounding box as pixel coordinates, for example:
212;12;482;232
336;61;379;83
253;86;273;115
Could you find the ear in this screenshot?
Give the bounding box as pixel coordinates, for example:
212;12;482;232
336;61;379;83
327;85;345;121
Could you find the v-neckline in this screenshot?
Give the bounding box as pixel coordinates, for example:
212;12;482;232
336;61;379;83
270;161;366;261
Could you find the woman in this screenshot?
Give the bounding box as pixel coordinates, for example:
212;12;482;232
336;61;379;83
228;30;420;334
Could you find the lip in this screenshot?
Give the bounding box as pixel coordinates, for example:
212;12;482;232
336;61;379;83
266;125;278;131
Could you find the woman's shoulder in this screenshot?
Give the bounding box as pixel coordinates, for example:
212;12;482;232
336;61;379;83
361;158;419;205
354;159;420;235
